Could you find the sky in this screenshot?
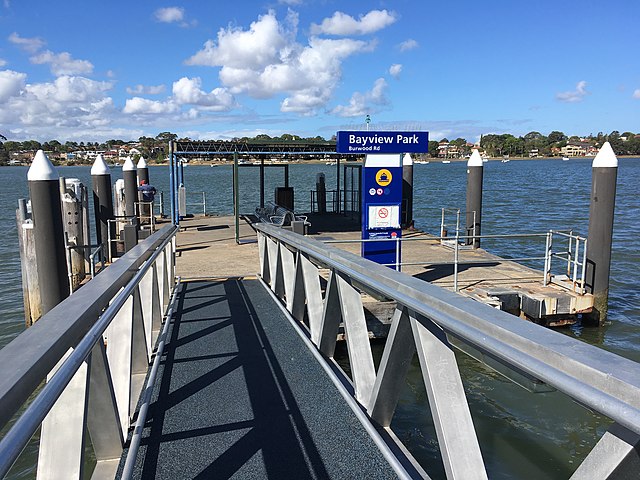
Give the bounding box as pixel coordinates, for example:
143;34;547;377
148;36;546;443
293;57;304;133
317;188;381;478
0;0;638;143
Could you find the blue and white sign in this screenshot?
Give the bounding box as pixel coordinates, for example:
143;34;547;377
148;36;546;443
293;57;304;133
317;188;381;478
336;130;429;154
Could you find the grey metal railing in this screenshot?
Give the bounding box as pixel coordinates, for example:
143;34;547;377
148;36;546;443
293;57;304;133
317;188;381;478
255;223;640;479
0;225;177;480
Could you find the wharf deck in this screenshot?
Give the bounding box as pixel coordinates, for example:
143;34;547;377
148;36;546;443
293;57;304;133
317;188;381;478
174;214;592;326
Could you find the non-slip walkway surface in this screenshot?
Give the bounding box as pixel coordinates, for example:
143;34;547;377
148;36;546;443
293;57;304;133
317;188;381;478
121;279;397;479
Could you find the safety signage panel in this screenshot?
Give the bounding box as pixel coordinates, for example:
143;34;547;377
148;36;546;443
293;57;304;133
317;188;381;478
336;131;429;154
368;205;400;229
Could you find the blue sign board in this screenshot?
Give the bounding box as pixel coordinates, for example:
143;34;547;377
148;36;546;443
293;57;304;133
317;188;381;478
336;131;429;154
361;155;403;268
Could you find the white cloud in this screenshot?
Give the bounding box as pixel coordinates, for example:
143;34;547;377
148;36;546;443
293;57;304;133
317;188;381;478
398;39;418;52
0;69;26;102
172;77;235;110
0;59;6;67
187;10;373;114
331;77;388;117
0;75;115;132
154;7;184;23
123;97;179;115
186;10;290;70
153;7;196;27
389;63;402;78
8;32;45;53
126;84;167;95
311;10;397;36
556;81;588;103
633;89;640;99
30;50;94;76
278;0;302;5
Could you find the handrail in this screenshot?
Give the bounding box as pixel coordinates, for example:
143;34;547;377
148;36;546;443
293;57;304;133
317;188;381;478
254;223;640;477
0;225;177;469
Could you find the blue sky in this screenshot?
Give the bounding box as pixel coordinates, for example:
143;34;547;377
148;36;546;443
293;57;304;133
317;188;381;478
0;0;638;143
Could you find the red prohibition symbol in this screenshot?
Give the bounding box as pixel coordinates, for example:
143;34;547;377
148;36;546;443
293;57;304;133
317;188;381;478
378;207;389;218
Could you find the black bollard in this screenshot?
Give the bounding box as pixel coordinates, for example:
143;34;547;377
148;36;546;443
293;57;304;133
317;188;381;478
402;153;414;228
27;150;69;314
585;142;618;325
316;173;326;214
137;156;149;185
122;157;139;235
91;154;114;260
137;156;151;221
465;150;484;248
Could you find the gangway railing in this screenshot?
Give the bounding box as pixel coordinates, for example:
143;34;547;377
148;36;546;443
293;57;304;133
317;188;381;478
324;229;588;294
255;223;640;479
0;225;177;479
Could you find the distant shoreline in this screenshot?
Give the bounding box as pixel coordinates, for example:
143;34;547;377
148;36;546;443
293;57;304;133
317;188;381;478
3;155;640;168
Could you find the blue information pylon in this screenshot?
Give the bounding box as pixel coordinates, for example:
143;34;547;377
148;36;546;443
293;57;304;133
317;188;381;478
361;154;403;269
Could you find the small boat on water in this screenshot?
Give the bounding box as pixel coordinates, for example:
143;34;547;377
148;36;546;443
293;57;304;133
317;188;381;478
442;160;451;164
562;156;570;161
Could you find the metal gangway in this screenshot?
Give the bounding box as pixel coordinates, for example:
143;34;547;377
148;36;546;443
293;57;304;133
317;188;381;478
0;223;639;479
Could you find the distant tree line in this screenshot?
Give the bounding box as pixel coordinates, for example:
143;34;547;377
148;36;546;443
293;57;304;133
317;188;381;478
0;131;335;165
426;130;640;158
2;130;640;165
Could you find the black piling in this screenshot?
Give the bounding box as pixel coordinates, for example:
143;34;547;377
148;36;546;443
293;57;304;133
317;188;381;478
122;157;139;237
123;157;138;219
465;150;484;248
137;156;151;221
585;142;618;325
91;154;114;260
402;153;414;228
316;173;327;214
137;156;149;185
27;150;69;314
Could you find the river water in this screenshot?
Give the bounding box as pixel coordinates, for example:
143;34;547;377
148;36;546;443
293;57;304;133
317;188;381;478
1;158;639;478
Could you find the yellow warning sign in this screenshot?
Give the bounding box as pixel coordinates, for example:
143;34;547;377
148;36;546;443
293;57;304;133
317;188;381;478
375;169;392;186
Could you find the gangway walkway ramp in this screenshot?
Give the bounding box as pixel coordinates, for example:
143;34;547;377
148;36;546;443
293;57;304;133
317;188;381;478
117;278;402;479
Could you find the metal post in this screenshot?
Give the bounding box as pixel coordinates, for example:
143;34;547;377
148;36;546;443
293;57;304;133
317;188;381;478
336;156;341;214
466;150;484;248
260;157;265;208
159;191;165;217
402;153;414;228
543;232;552;286
91;155;114;262
202;191;206;216
27;150;70;314
234;151;239;244
168;141;176;225
178;158;184;189
454;226;459;292
585;142;618;324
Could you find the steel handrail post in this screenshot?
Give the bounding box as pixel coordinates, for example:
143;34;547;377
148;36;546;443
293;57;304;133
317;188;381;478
580;238;588;295
573;235;580;290
543;232;551;286
454;211;460;292
567;230;573;278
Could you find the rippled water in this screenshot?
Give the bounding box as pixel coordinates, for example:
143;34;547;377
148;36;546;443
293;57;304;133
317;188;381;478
1;159;638;478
